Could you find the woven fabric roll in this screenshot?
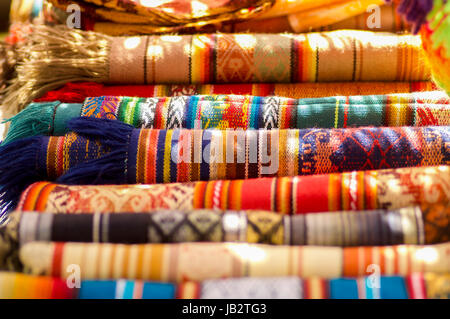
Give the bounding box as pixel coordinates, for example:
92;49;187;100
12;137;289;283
3;26;431;117
19;242;450;282
1;119;448;213
4;206;447;247
35;82;439;104
75;274;450;299
5;91;450;144
16;166;450;215
4;91;450;143
2;272;446;299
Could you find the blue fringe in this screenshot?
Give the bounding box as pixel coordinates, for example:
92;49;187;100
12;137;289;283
66;117;134;146
57;117;134;185
0;137;46;217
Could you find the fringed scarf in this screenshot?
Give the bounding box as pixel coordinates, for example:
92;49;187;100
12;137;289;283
34;81;439;103
16;166;450;215
5;92;450;144
2;26;430;117
1;117;448;213
19;241;450;281
0;272;447;299
2;272;447;299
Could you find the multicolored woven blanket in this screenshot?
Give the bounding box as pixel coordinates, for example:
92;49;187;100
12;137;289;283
19;242;450;281
5;91;449;144
1;118;448;213
2;206;447;248
16;166;450;215
44;0;386;35
0;272;447;299
3;26;431;117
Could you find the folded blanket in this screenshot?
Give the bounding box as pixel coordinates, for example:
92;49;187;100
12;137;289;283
3;26;430;117
1;118;448;213
1;272;447;299
3;206;447;247
19;242;450;281
35;81;439;103
5;91;449;144
16;166;450;215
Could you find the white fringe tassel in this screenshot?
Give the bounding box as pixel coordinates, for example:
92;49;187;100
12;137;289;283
0;25;111;119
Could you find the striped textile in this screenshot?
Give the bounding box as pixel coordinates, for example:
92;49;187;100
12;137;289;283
19;242;450;282
14;124;450;182
4;206;447;247
9;91;449;144
105;31;429;84
1;273;447;299
2;126;448;214
2;123;448;213
17;166;450;215
35;82;439;103
79;92;450;129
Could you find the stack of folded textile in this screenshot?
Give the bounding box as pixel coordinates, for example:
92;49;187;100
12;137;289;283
0;0;449;300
